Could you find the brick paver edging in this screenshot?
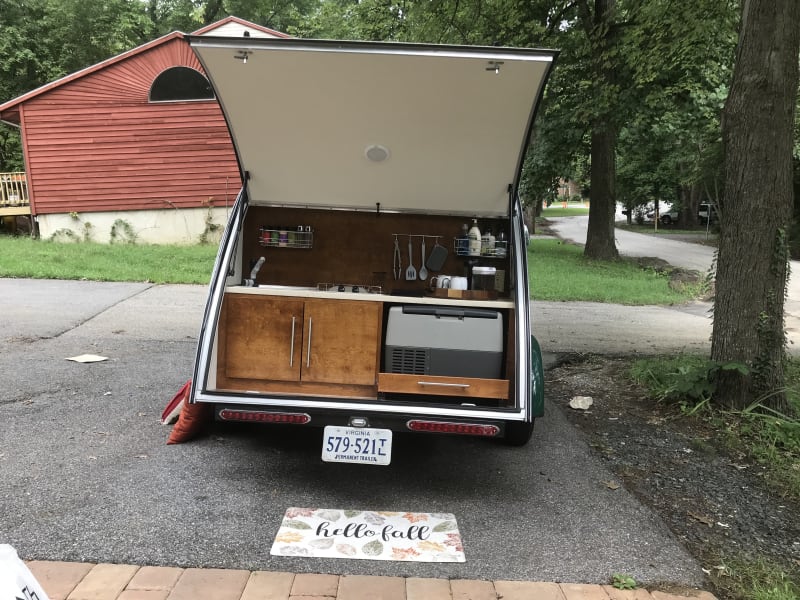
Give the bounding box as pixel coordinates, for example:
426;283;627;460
25;561;718;600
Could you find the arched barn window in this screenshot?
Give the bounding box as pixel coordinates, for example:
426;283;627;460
149;66;214;102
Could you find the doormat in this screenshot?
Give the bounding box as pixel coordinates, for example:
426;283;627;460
270;507;465;562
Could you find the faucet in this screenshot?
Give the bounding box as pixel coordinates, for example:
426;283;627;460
244;256;266;287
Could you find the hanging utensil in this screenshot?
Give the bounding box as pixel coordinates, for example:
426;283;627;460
426;236;448;272
393;235;402;280
418;237;428;280
405;237;417;280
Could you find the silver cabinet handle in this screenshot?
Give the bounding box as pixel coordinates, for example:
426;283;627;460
306;317;313;368
290;316;296;367
417;381;470;388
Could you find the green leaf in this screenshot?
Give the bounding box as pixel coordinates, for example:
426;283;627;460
361;540;384;556
283;519;312;529
433;520;458;533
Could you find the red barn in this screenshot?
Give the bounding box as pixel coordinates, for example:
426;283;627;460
0;17;288;243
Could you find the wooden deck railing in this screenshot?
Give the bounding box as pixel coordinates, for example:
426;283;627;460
0;172;30;215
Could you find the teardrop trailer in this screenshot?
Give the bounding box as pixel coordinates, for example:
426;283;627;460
187;37;557;464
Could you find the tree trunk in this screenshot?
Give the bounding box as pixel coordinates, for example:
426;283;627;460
711;0;800;412
582;0;619;260
677;184;702;229
585;126;618;259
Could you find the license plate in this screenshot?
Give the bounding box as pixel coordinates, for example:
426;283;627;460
321;426;392;465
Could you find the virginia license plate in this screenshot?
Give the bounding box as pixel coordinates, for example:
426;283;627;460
321;426;392;465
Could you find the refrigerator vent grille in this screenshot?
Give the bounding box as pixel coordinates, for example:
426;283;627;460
390;348;428;374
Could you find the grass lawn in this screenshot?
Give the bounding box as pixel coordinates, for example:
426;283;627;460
0;237;218;284
528;238;701;305
540;206;590;217
0;235;701;305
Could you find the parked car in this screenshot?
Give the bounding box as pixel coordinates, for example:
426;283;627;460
639;203;679;225
698;202;718;225
646;207;679;225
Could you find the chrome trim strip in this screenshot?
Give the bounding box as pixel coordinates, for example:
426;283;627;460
512;197;532;420
244;201;509;218
194;391;527;422
188;37;556;65
190;192;246;401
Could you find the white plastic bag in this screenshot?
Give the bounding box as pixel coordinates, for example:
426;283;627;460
0;545;50;600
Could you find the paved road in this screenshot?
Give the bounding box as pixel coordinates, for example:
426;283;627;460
548;216;715;272
543;216;800;353
0;278;703;588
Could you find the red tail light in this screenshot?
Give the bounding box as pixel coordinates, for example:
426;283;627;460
406;420;500;437
218;409;311;424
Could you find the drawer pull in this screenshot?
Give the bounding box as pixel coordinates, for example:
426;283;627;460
306;317;313;367
417;381;470;389
290;316;296;367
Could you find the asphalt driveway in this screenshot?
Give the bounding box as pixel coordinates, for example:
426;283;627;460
0;278;704;587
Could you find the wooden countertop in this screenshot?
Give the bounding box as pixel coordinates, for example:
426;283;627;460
226;285;515;309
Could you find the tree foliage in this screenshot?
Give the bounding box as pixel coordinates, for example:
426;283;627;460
2;0;798;409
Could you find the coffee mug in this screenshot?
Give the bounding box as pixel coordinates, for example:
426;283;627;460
450;276;468;290
430;275;451;290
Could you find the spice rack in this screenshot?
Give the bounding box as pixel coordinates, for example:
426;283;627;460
259;227;314;249
453;238;507;258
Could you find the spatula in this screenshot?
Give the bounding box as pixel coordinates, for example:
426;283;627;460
418;238;428;280
405;239;417;280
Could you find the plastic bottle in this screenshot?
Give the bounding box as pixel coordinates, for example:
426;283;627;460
468;219;482;257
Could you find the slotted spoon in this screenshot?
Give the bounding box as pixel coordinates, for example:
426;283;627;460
405;239;417;280
418;238;428;280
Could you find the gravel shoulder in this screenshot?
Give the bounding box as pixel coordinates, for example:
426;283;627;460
546;354;800;599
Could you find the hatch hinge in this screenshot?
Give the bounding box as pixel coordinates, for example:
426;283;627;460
234;50;252;64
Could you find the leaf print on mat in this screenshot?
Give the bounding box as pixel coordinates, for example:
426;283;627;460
283;519;312;529
417;540;445;553
316;509;341;521
430;513;454;520
361;540;384;556
286;508;316;518
432;520;458;532
443;533;464;551
343;510;361;519
402;512;429;523
363;512;385;525
279;546;310;556
391;547;421;560
309;538;336;549
275;531;305;543
337;544;357;556
377;511;401;517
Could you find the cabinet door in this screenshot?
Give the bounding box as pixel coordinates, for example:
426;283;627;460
301;299;381;386
223;295;305;382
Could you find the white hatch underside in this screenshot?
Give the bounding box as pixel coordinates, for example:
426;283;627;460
190;39;555;217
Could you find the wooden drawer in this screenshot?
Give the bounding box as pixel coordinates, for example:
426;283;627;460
378;373;509;399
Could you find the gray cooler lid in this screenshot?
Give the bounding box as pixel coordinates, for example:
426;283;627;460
385;306;502;352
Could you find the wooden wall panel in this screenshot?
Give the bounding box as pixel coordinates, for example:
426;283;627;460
21;38;242;215
241;206;512;297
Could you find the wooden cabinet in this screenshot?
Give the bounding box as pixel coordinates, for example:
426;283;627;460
300;299;381;385
223;295;304;382
217;294;382;394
